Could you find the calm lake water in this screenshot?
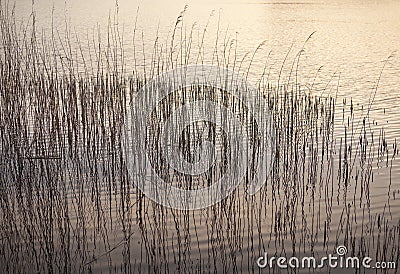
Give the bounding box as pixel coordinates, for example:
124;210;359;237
3;0;400;273
14;0;400;135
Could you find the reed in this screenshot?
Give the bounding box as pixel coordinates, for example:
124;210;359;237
0;2;398;273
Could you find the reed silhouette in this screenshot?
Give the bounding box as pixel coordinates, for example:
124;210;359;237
0;2;398;273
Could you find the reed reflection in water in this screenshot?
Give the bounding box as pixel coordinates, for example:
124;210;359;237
0;2;399;273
